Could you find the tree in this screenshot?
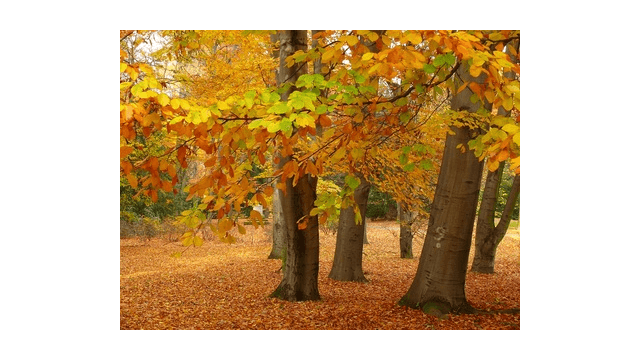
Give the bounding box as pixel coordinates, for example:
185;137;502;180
329;172;370;281
470;38;520;274
328;31;383;282
399;31;520;315
397;201;414;258
399;60;488;315
471;164;520;273
269;30;321;301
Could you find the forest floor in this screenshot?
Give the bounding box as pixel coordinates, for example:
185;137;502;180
120;220;520;330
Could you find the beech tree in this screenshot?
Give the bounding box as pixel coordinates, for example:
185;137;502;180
267;30;321;301
471;39;520;274
399;59;487;314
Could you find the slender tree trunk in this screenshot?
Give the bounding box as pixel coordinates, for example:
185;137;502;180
398;201;413;259
471;169;520;273
328;31;383;281
269;32;286;260
471;40;520;273
400;61;487;315
329;173;370;282
270;30;321;301
268;181;286;259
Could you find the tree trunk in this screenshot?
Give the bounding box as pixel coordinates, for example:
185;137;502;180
399;61;487;315
398;202;413;259
268;32;286;260
329;173;370;282
269;30;321;301
471;170;520;273
268;181;286;259
471;40;520;274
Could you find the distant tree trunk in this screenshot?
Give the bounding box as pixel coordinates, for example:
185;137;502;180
363;217;369;244
269;30;320;301
268;181;286;259
329;173;370;282
400;61;487;315
471;167;520;273
398;202;413;259
328;31;383;281
471;40;520;274
268;32;286;260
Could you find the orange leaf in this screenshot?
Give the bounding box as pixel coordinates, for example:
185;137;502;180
120;146;133;159
127;173;138;188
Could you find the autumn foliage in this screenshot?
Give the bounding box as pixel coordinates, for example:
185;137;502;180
120;30;520;327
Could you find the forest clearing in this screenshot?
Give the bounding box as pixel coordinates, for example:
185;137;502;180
120;220;520;330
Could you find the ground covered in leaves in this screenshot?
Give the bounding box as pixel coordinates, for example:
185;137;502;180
120;220;519;330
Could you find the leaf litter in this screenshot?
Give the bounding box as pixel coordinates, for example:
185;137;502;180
120;220;519;330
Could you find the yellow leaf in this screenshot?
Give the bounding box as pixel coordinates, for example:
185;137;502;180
469;65;483;78
120;63;127;73
502;97;513;111
322;48;336;63
331;147;346;163
362;52;374;61
217;100;230;111
238;224;247;235
344;35;359;46
170;98;180;110
158;93;170;107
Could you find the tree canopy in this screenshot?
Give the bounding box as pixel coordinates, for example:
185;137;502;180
120;30;520;250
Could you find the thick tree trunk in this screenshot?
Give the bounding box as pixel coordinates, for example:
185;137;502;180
269;30;321;301
471;170;520;273
400;61;487;315
270;171;320;301
329;173;370;282
398;202;413;259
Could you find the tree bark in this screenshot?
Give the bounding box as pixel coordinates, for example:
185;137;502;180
400;61;487;315
471;170;520;273
329;173;370;282
269;30;321;301
268;181;286;259
398;201;413;259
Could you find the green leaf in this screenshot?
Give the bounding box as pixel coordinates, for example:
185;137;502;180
279;118;293;136
419;159;433;170
423;63;437;74
244;90;256;108
267;102;290;115
403;163;416;171
345;174;360;190
399;153;408;165
316;104;328;115
267;121;281;133
248;119;265;130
